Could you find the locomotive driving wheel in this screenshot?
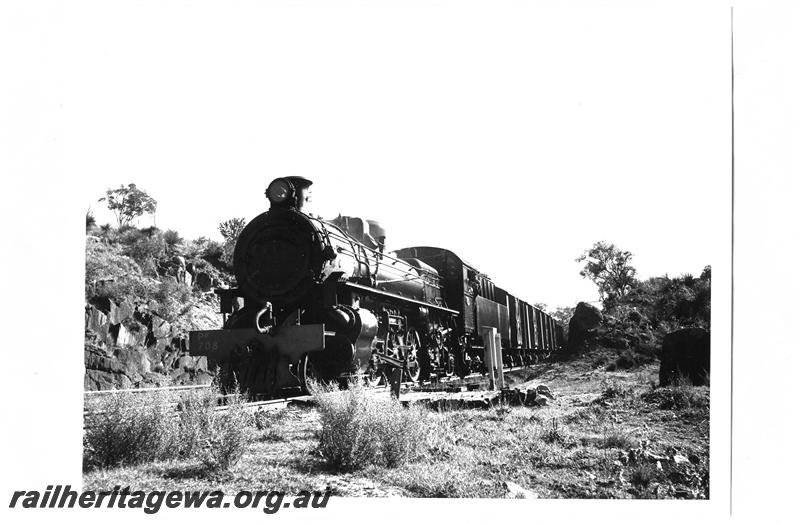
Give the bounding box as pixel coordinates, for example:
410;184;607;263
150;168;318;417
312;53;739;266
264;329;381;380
404;328;422;382
298;354;321;394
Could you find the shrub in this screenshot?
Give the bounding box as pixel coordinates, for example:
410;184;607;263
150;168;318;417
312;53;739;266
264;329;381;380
310;380;427;471
641;382;709;410
163;229;183;254
186;237;225;261
599;426;636;449
83;391;174;469
539;418;574;447
194;392;254;472
122;233;165;273
86;211;97;233
152;278;193;321
252;410;288;442
84;387;253;474
614;350;638;369
594;379;632;404
168;388;219;457
630;463;660;488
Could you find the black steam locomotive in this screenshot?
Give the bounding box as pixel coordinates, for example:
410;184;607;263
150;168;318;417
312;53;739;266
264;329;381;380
189;177;563;395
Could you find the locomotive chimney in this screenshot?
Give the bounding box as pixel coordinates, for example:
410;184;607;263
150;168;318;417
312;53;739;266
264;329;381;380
265;176;313;211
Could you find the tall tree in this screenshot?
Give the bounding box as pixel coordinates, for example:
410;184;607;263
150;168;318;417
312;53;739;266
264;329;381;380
99;184;157;228
576;241;637;308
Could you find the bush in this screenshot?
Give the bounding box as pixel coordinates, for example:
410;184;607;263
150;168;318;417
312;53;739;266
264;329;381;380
252;410;288;442
194;392;254;472
122;233;165;274
168;388;219;457
310;380;428;471
594;379;632;404
599;426;636;449
606;349;639;371
539;418;575;447
186;237;225;262
84;387;253;473
641;382;709;410
163;229;183;254
152;278;193;321
83;391;175;469
630;463;660;488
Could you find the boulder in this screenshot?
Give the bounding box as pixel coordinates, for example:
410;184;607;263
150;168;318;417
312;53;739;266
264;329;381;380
194;271;213;291
659;327;710;386
85;306;108;332
195;371;215;386
523;388;539;406
142;372;170;387
568;302;603;352
114;347;151;377
84;369;132;391
177;355;195;371
503;481;538;499
673;454;691;465
536;384;554;399
85;353;125;374
151;317;172;339
108;299;134;325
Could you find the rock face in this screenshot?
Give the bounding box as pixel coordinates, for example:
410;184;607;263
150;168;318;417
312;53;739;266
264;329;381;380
659;327;710;386
84;297;218;391
568;302;603;352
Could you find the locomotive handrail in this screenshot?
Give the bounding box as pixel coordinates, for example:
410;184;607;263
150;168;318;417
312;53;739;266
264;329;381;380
343;281;460;315
314;216;440;279
375;275;424;284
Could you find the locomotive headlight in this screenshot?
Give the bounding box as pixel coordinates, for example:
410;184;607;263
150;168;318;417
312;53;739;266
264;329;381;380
266;178;294;204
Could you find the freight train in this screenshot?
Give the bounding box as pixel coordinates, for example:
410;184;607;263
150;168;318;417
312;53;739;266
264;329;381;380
189;177;563;395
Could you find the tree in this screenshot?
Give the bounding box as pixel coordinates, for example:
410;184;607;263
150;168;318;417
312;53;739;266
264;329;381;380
85;208;96;233
163;229;183;255
576;241;637;309
219;218;247;243
99;184;157;228
550;306;576;327
219;218;247;266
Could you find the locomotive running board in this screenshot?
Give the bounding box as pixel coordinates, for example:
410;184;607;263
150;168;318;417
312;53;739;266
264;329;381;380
189;324;326;363
342;282;460;315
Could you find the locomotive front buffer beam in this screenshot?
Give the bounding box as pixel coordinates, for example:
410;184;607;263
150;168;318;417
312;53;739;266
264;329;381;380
189;324;329;364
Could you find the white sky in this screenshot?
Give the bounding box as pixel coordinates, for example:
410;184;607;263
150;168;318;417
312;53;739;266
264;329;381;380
73;1;731;309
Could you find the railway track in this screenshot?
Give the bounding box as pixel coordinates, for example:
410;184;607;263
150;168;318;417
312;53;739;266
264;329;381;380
83;363;540;423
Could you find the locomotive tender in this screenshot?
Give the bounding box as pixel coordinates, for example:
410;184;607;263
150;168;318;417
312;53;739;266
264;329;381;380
189;177;563;395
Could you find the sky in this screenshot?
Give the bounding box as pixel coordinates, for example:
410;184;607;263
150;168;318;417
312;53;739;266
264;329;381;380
74;1;732;310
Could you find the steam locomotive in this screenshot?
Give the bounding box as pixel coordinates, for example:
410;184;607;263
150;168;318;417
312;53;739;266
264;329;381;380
189;177;563;395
